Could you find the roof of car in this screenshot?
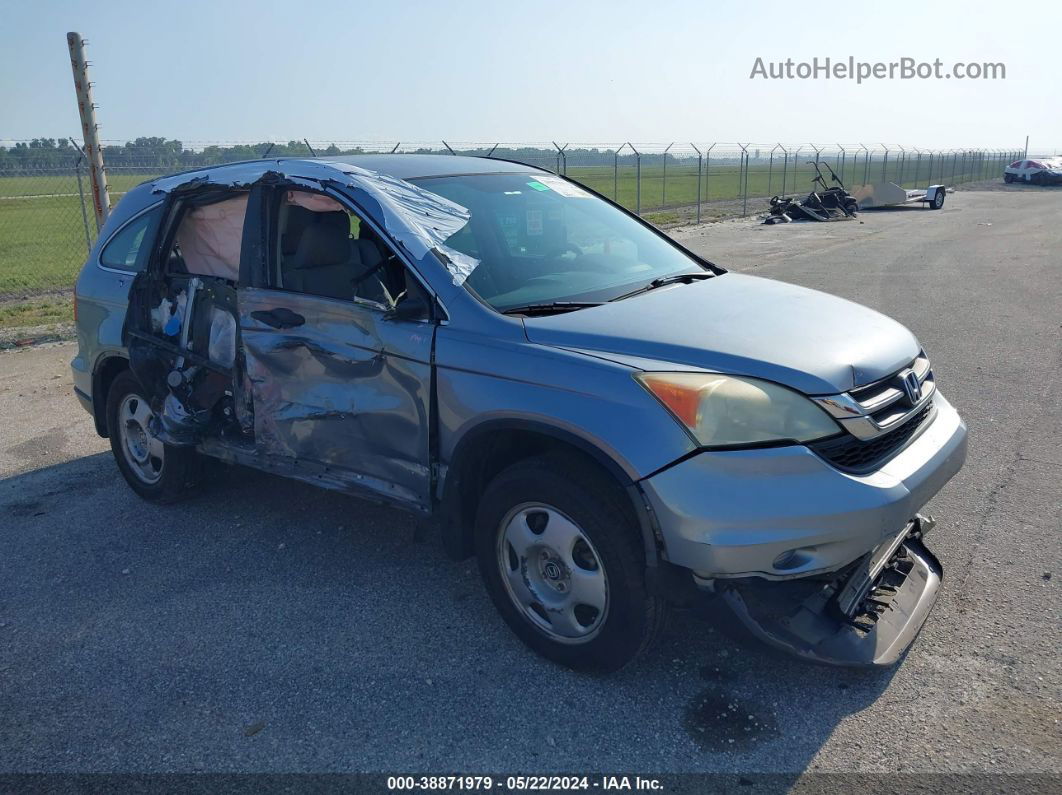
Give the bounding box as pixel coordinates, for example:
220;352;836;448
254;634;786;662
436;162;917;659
303;154;548;179
140;154;548;197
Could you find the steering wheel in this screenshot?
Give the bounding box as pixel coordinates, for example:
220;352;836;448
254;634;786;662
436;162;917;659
545;243;583;260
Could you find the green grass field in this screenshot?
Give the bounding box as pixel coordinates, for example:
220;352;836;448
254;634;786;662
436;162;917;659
0;171;160;296
0;156;1002;303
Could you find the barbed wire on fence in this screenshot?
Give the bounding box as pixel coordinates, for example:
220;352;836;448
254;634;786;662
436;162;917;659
0;138;1032;300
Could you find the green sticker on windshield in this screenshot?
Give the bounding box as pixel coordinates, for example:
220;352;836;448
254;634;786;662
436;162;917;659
526;181;550;191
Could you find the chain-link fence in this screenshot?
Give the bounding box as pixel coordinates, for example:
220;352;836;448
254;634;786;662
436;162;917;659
0;139;1032;300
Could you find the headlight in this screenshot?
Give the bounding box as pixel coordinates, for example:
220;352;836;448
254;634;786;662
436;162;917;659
636;372;841;446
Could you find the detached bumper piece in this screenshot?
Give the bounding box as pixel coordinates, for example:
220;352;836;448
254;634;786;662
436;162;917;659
721;515;942;667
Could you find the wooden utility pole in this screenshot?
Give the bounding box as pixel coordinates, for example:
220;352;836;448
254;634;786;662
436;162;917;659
67;32;110;229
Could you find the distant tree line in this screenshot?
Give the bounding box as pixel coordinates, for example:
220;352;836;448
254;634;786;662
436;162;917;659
0;137;718;174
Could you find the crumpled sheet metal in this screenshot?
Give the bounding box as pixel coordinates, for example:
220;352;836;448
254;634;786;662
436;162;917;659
151;159;482;286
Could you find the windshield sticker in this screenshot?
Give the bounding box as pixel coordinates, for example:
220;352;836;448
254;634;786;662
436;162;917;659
526;209;543;236
526;181;550;192
535;175;592;198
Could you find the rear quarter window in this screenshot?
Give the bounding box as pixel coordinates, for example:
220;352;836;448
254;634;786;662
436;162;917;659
99;205;162;272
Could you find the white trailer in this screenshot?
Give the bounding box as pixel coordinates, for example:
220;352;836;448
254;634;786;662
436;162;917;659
849;182;948;210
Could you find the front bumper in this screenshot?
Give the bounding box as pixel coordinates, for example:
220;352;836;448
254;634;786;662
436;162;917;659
721;516;942;666
641;392;967;580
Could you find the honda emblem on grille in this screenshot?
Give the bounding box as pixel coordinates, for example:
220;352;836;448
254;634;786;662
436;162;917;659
901;370;922;405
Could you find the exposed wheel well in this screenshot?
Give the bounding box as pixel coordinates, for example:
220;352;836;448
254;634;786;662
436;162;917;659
440;425;659;566
92;356;130;437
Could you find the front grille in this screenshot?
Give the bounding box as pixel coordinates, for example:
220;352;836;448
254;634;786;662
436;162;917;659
812;402;935;473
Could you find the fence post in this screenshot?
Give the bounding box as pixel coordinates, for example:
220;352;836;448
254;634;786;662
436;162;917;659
704;143;716;209
552;141;568;175
73;154;93;254
66;32;110;229
631;143;642;215
767;144;780;196
836;144;846;185
879;144;889;182
790;146;803;194
738;143;750;217
782;146;791;195
690;143;703;223
661;143;673;207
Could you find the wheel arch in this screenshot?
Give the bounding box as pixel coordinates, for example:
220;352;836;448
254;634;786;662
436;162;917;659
438;419;663;570
91;354;131;437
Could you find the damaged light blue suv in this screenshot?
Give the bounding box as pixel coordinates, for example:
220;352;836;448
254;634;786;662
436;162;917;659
72;155;967;671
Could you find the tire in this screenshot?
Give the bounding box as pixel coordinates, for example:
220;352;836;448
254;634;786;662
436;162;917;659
106;370;200;502
474;454;668;672
1003;173;1015;183
930;188;945;210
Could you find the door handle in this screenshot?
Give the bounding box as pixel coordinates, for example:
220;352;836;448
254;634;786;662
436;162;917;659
252;307;306;329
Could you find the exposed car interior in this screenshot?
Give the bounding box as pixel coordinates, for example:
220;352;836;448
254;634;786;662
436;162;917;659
122;186;428;460
275;190;408;307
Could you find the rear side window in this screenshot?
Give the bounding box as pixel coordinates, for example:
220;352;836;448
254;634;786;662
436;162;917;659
100;205;162;271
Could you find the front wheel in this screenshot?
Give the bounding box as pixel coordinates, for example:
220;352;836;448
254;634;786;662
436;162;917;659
1003;173;1015;183
106;370;200;502
474;455;667;671
930;188;945;209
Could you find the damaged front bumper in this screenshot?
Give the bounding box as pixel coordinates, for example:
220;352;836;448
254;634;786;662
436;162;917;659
640;393;967;580
720;515;942;666
640;392;966;666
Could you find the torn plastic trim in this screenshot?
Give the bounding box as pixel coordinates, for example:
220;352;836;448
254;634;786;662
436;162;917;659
151;160;482;287
718;515;942;667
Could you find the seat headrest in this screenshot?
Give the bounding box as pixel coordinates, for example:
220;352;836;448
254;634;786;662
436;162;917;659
293;213;350;270
351;238;384;269
281;206;316;256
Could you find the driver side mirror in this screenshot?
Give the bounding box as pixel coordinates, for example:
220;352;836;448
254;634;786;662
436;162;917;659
387;290;432;322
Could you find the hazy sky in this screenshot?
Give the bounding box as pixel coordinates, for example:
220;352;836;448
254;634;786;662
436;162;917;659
2;0;1057;151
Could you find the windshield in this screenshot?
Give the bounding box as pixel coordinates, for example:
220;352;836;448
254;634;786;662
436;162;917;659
409;173;707;311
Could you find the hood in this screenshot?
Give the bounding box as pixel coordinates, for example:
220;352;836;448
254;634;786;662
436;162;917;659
522;273;920;395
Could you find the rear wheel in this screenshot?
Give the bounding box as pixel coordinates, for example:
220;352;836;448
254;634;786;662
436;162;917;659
474;455;667;671
106;371;200;502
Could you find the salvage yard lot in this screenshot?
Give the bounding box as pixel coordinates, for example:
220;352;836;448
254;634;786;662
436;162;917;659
0;190;1059;775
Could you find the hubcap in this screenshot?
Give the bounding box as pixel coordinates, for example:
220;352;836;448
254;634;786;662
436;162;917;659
496;503;608;643
117;394;165;484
